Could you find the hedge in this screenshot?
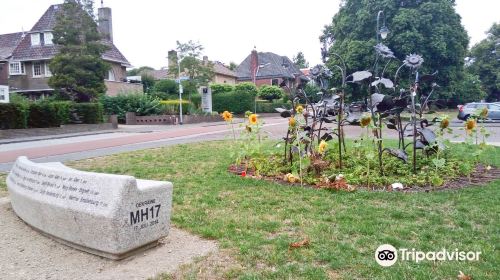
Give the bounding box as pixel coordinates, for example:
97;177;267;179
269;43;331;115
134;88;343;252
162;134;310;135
73;103;103;124
28;101;72;128
256;101;292;113
0;103;29;129
213;91;255;114
160;100;191;115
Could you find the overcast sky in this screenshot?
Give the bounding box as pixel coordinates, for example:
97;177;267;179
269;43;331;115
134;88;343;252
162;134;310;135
0;0;498;69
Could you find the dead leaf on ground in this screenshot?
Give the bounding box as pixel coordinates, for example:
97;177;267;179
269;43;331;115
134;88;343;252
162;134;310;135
289;238;310;249
457;271;472;280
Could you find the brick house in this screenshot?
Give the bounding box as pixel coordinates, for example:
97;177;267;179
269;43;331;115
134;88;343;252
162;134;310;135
0;4;141;99
235;49;308;87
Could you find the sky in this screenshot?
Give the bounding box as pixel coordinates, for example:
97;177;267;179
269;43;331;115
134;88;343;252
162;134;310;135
0;0;498;70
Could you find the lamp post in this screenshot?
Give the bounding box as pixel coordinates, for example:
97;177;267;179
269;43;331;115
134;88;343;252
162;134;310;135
253;62;270;113
177;53;183;125
376;10;389;44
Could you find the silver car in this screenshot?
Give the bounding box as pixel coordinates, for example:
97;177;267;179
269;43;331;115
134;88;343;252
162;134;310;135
457;102;500;121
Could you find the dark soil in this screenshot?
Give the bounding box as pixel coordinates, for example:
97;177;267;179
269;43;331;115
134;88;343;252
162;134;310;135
228;163;500;193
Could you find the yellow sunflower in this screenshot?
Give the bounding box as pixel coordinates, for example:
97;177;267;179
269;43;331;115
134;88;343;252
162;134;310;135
221;111;233;122
296;105;304;114
318;140;328;154
465;118;476;131
479;107;488;119
360;114;372;128
439;118;449;129
249;114;258;125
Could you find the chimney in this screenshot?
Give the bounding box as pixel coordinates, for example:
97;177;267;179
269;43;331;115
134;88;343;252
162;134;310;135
98;7;113;42
250;48;259;83
168;50;178;69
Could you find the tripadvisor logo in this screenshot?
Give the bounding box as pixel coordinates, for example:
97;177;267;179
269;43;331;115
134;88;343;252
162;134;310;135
375;244;481;267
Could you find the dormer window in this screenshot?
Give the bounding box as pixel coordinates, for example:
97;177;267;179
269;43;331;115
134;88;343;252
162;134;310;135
31;33;40;46
44;32;53;45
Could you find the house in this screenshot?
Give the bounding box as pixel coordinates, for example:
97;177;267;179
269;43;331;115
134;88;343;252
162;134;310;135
165;50;237;85
0;4;141;99
235;49;308;87
201;56;237;85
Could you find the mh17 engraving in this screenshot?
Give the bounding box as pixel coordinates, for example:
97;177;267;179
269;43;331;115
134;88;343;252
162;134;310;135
130;204;161;225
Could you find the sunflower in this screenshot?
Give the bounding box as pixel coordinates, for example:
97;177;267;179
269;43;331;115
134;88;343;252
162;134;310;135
403;53;424;69
479;107;488;119
289;116;296;127
440;118;450;129
374;43;395;58
221;111;233;122
465;118;476;131
360;114;372;128
318;140;328;154
296;105;304;114
249;114;258;125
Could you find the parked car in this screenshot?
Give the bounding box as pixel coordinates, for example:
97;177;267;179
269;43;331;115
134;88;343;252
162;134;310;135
457;102;500;121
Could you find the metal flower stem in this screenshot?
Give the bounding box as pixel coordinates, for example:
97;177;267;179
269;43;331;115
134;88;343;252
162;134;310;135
378;113;384;175
338;93;344;169
411;84;418;174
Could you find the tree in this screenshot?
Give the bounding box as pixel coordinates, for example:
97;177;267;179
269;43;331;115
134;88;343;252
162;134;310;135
321;0;469;102
127;66;154;76
48;0;110;102
141;73;155;93
153;79;178;95
228;61;238;71
293;51;309;68
468;23;500;101
169;40;214;87
258;85;284;101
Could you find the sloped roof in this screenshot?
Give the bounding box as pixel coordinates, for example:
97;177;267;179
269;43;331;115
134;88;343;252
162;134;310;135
7;4;130;66
213;62;236;77
141;69;169;80
236;52;306;81
0;32;24;59
31;4;61;31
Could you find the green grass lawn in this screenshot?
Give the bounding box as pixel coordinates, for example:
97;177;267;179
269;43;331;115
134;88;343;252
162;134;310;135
63;141;500;279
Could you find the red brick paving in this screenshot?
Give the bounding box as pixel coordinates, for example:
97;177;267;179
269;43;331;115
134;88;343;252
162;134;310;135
0;118;286;163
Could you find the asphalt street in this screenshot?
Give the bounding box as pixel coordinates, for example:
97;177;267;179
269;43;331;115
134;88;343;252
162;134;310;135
0;116;499;172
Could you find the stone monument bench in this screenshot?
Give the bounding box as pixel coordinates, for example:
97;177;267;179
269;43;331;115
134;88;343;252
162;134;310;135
6;156;173;260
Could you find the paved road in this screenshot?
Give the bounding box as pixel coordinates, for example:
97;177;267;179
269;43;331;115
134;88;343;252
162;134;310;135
1;116;499;172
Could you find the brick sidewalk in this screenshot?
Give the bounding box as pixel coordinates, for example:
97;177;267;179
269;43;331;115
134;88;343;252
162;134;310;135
0;118;286;164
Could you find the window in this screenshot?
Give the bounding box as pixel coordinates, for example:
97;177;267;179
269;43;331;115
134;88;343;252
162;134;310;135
44;32;53;45
9;62;25;75
31;33;40;46
107;69;116;81
45;62;52;77
272;79;279;86
33;62;42;77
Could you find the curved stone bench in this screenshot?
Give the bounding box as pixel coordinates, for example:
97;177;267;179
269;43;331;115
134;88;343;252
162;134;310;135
6;156;173;260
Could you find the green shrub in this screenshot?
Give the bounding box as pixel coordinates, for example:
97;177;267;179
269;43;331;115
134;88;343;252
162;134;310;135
153;79;178;95
258;85;284;101
235;82;259;96
210;83;234;94
28;101;72;128
256;101;292;113
0;103;29;129
213;91;255;114
101;94;163;122
73;103;103;124
159;100;191;115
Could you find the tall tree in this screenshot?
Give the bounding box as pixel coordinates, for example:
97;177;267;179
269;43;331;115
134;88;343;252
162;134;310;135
321;0;469;102
468;23;500;101
293;51;309;68
48;0;110;102
168;40;214;88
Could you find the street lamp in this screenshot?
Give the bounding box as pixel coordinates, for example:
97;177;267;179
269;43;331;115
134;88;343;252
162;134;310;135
253;62;270;113
376;10;389;43
177;53;183;125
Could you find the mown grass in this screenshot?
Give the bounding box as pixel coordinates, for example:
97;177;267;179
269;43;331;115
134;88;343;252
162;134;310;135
65;141;500;279
0;173;7;197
